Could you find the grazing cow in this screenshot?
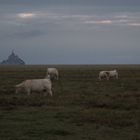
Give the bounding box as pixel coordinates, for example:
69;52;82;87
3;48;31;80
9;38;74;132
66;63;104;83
46;68;59;80
99;71;109;80
99;69;118;80
15;76;52;96
108;69;118;79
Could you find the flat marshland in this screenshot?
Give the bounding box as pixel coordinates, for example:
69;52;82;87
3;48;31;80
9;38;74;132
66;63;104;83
0;65;140;140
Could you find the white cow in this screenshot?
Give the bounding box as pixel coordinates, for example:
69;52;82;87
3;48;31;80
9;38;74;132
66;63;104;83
15;76;52;96
108;69;118;79
99;69;118;80
98;71;109;80
46;68;59;80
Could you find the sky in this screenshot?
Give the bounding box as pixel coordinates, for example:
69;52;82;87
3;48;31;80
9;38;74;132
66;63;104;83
0;0;140;64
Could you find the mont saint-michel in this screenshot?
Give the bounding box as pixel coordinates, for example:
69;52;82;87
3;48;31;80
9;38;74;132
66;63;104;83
0;51;25;65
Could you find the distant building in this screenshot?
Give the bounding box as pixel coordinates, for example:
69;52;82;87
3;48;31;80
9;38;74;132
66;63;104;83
0;50;25;65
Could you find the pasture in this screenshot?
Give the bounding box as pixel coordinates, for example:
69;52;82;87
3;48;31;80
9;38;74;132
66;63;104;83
0;65;140;140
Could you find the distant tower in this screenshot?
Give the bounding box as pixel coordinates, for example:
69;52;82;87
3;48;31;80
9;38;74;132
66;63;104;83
11;49;16;56
12;49;14;54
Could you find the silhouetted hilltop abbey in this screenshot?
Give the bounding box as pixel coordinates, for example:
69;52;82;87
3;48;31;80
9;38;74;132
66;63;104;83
0;51;25;65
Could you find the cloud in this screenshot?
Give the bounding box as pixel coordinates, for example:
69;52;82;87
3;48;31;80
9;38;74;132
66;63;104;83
127;23;140;26
84;20;113;24
1;9;138;29
38;12;140;27
17;13;36;18
1;9;140;35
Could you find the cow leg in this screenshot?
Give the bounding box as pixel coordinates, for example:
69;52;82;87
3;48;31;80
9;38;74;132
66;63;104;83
48;89;53;96
26;89;31;95
99;76;102;81
57;75;59;80
56;74;58;80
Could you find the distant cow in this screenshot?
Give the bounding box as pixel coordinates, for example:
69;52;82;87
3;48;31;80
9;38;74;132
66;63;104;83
15;76;52;96
108;69;118;80
99;69;118;80
46;68;59;80
99;71;109;80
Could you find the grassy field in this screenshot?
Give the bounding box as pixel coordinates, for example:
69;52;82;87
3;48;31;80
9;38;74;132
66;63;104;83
0;65;140;140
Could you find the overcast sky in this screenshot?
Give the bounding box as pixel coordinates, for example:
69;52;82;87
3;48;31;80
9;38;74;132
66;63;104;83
0;0;140;64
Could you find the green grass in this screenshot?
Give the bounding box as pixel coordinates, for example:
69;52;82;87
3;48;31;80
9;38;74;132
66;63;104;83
0;65;140;140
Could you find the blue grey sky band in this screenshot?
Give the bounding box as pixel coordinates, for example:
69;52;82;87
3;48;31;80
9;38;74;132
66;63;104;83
0;0;140;64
